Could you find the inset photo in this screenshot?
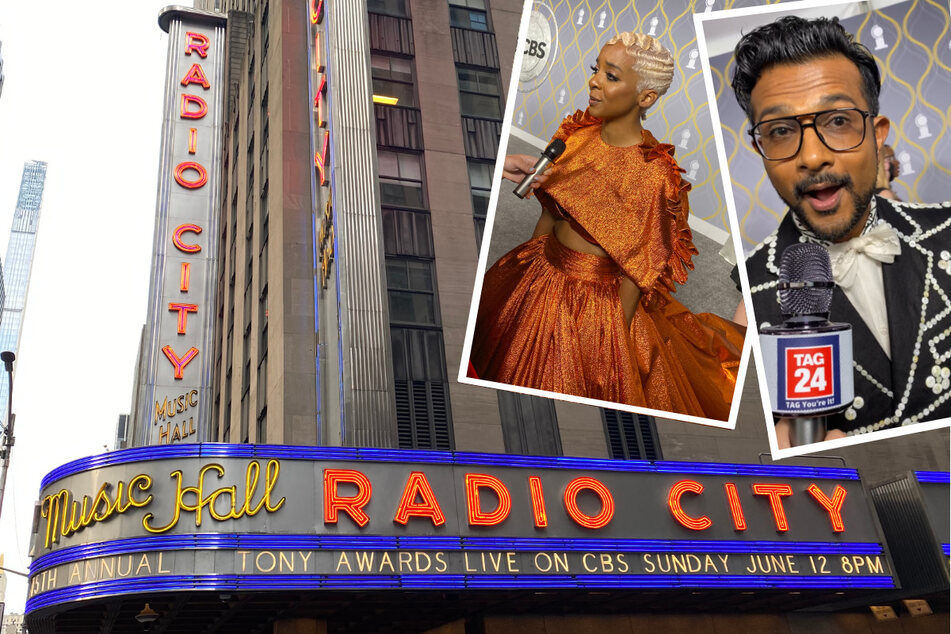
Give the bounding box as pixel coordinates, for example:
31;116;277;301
460;0;751;429
694;0;951;456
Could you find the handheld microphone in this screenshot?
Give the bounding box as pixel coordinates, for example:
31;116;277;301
513;139;566;199
759;243;854;446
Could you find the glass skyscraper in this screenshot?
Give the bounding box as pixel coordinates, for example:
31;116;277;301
0;160;47;424
0;40;6;100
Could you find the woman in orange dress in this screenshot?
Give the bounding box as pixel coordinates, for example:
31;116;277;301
470;32;743;421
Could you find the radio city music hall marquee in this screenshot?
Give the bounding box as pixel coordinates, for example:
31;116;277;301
139;8;226;445
26;446;901;614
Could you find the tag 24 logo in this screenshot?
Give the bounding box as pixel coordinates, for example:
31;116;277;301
785;345;833;399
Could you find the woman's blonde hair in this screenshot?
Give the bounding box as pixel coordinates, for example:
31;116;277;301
605;32;674;118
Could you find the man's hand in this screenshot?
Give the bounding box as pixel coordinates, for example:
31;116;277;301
776;418;847;448
502;154;552;196
733;301;747;326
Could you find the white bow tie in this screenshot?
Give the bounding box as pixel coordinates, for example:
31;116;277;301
827;223;901;289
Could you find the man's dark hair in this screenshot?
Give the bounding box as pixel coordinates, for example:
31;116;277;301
731;16;881;120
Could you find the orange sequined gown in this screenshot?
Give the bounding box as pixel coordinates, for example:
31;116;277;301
470;110;743;420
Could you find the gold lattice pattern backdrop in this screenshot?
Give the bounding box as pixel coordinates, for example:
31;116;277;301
514;0;789;242
711;0;950;249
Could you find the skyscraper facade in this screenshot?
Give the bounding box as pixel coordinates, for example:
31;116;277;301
0;160;46;424
188;0;662;462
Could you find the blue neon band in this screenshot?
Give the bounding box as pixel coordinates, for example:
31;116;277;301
41;445;861;489
30;534;884;575
25;573;895;613
914;471;951;484
943;544;950;556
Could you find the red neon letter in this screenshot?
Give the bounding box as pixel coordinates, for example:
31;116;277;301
172;224;203;253
667;480;712;531
315;131;329;186
563;477;615;529
393;471;446;526
752;483;794;532
528;476;547;528
310;0;324;24
174;161;208;189
181;63;210;89
324;469;372;527
314;32;325;72
180;93;208;119
314;75;327;128
162;345;199;379
184;32;210;57
465;474;512;526
807;484;847;533
180;262;191;291
724;482;747;531
188;129;198;154
168;303;198;334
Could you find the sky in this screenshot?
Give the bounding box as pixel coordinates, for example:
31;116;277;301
0;0;173;612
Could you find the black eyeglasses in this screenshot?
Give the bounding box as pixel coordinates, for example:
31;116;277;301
748;108;872;161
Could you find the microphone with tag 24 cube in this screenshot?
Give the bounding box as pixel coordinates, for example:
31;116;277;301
759;243;854;446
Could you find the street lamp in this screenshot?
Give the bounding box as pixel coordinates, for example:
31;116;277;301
0;350;16;520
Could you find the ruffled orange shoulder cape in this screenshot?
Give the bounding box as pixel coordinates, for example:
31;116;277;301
535;109;697;306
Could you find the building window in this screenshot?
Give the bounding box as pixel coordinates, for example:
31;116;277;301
257;352;268;418
247;137;255;188
240;393;250;443
259;286;268;357
367;0;409;17
260;90;269;185
391;327;454;450
226;319;234;369
467;160;493;246
256;406;267;443
213;396;220;441
224;373;232;441
371;54;416;107
247;54;255;117
378;150;424;208
457;67;502;119
386;258;438;326
260;181;269;225
602;409;662;460
261;1;269;63
449;0;488;31
242;326;251;388
497;392;562;456
232;118;240;188
259;231;269;295
382;208;434;257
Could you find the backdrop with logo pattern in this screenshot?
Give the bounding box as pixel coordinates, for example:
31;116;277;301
709;0;950;250
512;0;788;243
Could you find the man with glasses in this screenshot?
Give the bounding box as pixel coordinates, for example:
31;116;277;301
731;16;951;442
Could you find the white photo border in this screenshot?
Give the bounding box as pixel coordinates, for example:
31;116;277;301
457;0;754;431
693;0;951;458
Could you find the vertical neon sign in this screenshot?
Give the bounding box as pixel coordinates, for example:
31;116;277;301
140;10;225;446
311;4;334;289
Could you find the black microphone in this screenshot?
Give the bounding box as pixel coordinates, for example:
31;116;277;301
759;243;854;446
513;139;566;199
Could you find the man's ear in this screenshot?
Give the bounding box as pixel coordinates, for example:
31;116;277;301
872;115;890;150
